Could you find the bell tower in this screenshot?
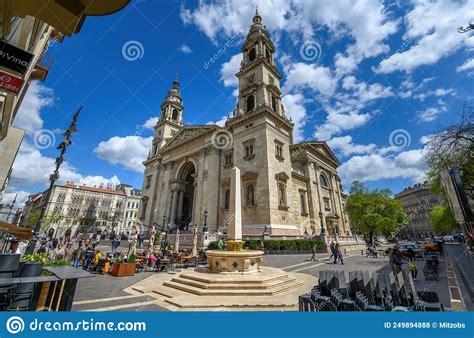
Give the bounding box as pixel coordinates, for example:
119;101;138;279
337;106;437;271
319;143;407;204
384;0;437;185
150;74;183;158
233;7;286;119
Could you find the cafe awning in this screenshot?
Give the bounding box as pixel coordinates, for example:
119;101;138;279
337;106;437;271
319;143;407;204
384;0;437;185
0;220;32;240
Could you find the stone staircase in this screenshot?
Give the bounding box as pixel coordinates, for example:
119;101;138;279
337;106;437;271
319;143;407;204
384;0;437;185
161;268;303;296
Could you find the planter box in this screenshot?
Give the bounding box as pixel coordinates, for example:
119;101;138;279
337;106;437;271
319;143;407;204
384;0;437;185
111;263;136;277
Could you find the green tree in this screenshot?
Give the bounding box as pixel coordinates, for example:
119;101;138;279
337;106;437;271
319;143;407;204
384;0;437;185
346;181;407;244
26;209;41;227
429;205;459;235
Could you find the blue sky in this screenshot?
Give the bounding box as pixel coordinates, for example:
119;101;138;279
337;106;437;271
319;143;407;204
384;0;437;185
4;0;474;206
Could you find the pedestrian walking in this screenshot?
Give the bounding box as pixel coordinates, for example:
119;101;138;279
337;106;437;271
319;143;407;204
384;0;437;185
333;243;344;264
407;258;418;280
310;244;318;262
329;241;335;260
72;244;83;268
437;240;444;257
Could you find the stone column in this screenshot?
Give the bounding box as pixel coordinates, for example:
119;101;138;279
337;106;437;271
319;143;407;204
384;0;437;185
177;190;184;224
227;167;242;249
170;189;179;226
191;177;198;225
315;165;325;234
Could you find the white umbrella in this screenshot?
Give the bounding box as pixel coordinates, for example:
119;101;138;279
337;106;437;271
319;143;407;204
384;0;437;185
192;226;198;257
174;228;180;253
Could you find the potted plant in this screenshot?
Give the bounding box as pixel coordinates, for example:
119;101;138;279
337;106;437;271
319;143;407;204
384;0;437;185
111;253;136;277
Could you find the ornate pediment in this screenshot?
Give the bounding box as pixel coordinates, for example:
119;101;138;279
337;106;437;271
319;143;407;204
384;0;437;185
275;171;290;182
162;126;217;150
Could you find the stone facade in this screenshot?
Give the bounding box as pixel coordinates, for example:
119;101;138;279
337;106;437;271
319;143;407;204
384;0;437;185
21;182;140;238
395;181;443;239
139;11;350;240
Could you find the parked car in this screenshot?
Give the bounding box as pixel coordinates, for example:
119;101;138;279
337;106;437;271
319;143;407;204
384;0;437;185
398;242;424;258
443;235;454;243
419;241;438;252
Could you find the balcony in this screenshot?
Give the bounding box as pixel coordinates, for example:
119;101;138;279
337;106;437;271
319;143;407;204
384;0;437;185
1;0;131;36
30;53;54;81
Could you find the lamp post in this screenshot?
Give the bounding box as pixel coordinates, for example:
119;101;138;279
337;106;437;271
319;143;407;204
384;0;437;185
26;107;80;255
162;215;168;250
319;211;325;235
203;208;208;233
458;23;474;33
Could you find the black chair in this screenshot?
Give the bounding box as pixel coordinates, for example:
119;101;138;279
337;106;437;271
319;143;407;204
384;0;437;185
8;262;42;311
0;254;20;310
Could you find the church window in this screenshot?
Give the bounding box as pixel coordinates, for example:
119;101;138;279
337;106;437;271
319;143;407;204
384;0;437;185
145;175;152;189
320;174;329;188
323;197;331;211
246;184;255;206
246;95;255;112
249;48;256;62
224;189;230;210
275;140;284;160
172;109;179;120
244;142;255;160
141;201;148;218
300;192;307;215
278;182;287;207
271;95;278;112
224;152;233;166
265;47;272;63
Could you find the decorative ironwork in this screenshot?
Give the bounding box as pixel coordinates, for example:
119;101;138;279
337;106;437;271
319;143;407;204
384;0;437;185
458;23;474;33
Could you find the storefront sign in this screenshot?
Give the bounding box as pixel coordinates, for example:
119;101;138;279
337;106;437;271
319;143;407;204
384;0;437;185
0;70;24;94
0;41;34;75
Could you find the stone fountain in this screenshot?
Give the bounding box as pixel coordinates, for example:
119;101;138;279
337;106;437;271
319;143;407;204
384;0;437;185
129;167;315;310
206;167;264;274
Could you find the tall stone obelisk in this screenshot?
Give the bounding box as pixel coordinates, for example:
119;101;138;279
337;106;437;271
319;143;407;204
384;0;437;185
227;167;243;251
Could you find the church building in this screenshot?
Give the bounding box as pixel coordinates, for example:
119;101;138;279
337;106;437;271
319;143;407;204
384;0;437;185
139;10;351;240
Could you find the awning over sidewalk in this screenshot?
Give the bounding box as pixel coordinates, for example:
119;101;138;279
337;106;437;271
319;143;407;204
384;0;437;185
0;220;32;240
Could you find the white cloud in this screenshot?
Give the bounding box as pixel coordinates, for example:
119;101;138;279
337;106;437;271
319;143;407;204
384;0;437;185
93;135;153;172
220;53;242;88
181;0;398;75
418;106;446;122
1;190;31;208
327;135;376;157
339;148;427;185
207;115;228;127
456;58;474;72
12;82;54;136
314;76;393;140
10;141;120;188
282;93;307;142
143;116;158;129
180;44;192;54
376;1;474;74
283;62;337;96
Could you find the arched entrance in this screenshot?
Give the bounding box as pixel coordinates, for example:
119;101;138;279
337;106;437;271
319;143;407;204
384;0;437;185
170;161;195;230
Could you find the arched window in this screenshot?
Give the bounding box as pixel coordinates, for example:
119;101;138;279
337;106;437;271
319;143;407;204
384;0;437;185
271;95;277;112
246;184;255;206
249;48;256;62
172;109;179;120
265;48;272;63
246;95;255;112
278;183;286;207
300;194;306;214
224;189;230;209
320;174;329;188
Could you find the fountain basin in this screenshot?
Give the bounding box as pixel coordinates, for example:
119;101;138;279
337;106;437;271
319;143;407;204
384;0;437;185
206;250;264;275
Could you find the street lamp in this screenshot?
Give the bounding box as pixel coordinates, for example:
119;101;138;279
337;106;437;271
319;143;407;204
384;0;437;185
26;107;81;255
319;211;325;235
458;23;474;33
203;208;208;233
